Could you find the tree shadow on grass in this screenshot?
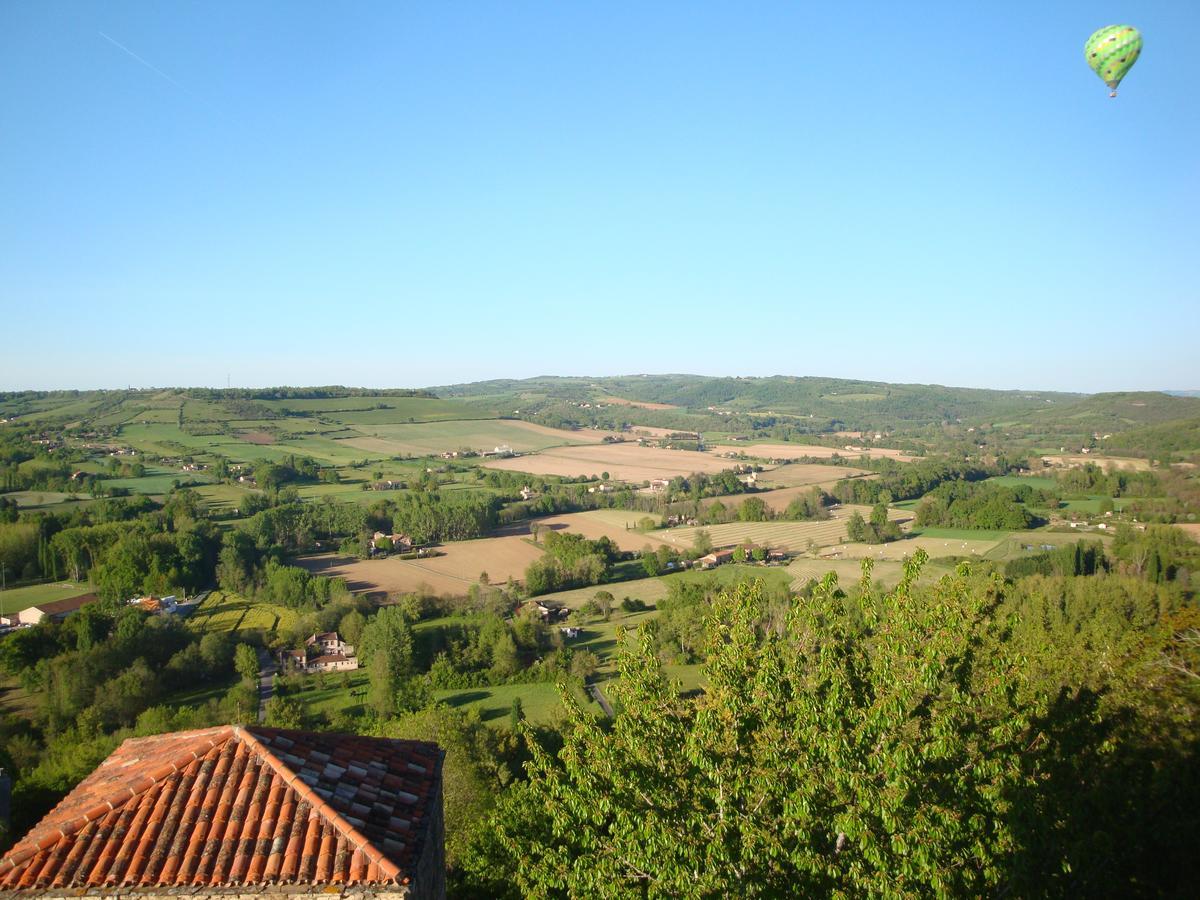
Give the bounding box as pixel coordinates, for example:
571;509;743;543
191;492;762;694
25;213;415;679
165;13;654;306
441;690;491;708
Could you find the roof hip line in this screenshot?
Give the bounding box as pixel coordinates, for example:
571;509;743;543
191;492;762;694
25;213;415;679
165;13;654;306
232;726;402;884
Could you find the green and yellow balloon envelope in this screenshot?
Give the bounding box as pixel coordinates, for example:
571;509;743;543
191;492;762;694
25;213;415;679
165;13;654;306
1085;25;1142;97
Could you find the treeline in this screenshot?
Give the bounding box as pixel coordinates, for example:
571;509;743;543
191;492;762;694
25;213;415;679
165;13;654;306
0;603;258;843
1004;540;1107;578
3;492;215;596
1055;462;1161;498
456;558;1200;896
915;481;1046;531
832;457;994;505
524;531;620;595
217;533;350;610
379;492;500;544
180;386;437;401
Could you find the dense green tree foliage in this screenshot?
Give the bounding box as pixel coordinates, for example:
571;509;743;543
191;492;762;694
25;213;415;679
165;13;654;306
915;482;1043;531
461;558;1200;896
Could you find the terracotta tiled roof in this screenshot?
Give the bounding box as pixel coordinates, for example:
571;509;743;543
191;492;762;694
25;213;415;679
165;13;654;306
0;726;442;890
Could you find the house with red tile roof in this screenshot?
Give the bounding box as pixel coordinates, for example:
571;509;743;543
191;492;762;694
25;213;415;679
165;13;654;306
0;725;445;898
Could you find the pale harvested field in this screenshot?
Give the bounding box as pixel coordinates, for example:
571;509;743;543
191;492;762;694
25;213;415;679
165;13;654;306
533;576;671;611
1041;454;1152;472
535;509;673;552
754;463;871;489
658;504;913;552
597;396;677;410
236;430;276;445
484;443;737;482
1174;523;1200;543
753;484;849;512
297;535;545;596
710;443;914;462
626;426;680;439
787;556;908;589
827;534;1002;562
338;420;614;457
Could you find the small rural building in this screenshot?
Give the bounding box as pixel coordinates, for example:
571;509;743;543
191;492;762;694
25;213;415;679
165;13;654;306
0;725;445;897
698;549;735;569
371;531;414;553
560;626;581;639
523;600;569;623
370;479;405;491
13;593;98;626
282;632;360;673
648;478;670;492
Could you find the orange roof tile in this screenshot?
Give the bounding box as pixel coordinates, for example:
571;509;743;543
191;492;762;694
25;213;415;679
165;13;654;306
0;726;442;890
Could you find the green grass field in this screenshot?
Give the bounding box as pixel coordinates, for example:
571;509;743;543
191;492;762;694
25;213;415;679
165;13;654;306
105;466;214;494
5;490;91;509
0;582;91;615
0;674;38;718
436;682;575;726
346;419;592;457
908;526;1015;541
1056;497;1131;514
283;668;578;727
256;396;504;423
988;475;1059;490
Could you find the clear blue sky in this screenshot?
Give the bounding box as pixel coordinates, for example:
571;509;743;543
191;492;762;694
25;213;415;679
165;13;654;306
1;2;1197;393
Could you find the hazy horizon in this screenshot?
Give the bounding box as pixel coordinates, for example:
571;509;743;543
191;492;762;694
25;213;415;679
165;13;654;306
0;370;1195;398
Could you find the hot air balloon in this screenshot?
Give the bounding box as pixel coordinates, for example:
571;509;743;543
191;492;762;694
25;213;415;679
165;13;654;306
1085;25;1142;98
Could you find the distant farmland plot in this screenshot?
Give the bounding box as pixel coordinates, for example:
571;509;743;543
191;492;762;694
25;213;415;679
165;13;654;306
486;443;738;482
106;466;213;494
595;395;678;410
296;535;546;597
786;556;909;589
755;463;870;489
709;442;914;462
7;490;91;508
257;396;503;423
988;475;1058;491
830;533;1005;562
533;576;671;611
1041;454;1152;472
534;509;671;552
660;504;911;553
339;420;605;457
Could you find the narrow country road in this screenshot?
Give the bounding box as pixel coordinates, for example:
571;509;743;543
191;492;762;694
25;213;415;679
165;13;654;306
588;682;614;718
256;648;276;723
